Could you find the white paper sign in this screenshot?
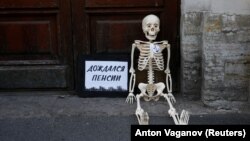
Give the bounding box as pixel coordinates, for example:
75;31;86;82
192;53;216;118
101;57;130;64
85;61;128;91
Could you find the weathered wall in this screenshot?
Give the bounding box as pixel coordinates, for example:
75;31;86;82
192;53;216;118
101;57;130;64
181;11;203;100
181;0;250;108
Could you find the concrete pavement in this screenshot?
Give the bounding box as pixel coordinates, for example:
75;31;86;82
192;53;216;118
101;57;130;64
0;93;250;141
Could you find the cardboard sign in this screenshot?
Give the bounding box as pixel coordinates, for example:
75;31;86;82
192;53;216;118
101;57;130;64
85;61;128;91
77;55;129;97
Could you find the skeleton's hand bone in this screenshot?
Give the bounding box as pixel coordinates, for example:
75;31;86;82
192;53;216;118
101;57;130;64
125;93;136;104
168;93;176;104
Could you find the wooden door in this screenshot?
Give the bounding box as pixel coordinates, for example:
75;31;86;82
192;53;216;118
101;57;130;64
0;0;180;92
0;0;73;90
72;0;180;92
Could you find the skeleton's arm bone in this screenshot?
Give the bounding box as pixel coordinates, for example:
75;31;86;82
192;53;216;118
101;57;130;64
126;43;137;104
129;43;136;73
129;74;136;93
165;44;174;101
165;43;170;73
164;43;171;91
128;43;136;94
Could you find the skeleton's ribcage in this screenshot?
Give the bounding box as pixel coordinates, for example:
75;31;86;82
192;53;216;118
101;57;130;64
138;53;164;71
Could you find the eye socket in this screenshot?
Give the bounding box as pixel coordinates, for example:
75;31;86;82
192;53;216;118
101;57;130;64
147;24;151;28
154;24;158;28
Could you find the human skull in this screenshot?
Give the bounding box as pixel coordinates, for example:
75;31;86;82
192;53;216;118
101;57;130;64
142;14;160;41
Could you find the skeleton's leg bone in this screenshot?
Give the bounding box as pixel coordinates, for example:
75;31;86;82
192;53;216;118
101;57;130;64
135;93;149;125
161;93;189;125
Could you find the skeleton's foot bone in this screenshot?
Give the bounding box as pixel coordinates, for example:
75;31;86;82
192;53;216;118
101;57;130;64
168;108;189;125
179;110;189;125
163;93;189;125
135;108;149;125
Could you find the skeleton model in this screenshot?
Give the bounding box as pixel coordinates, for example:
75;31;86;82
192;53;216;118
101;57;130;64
126;14;189;125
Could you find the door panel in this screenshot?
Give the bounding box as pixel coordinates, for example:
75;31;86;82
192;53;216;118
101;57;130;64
85;0;163;8
90;15;145;54
0;0;73;90
0;0;58;8
72;0;180;92
0;14;58;61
